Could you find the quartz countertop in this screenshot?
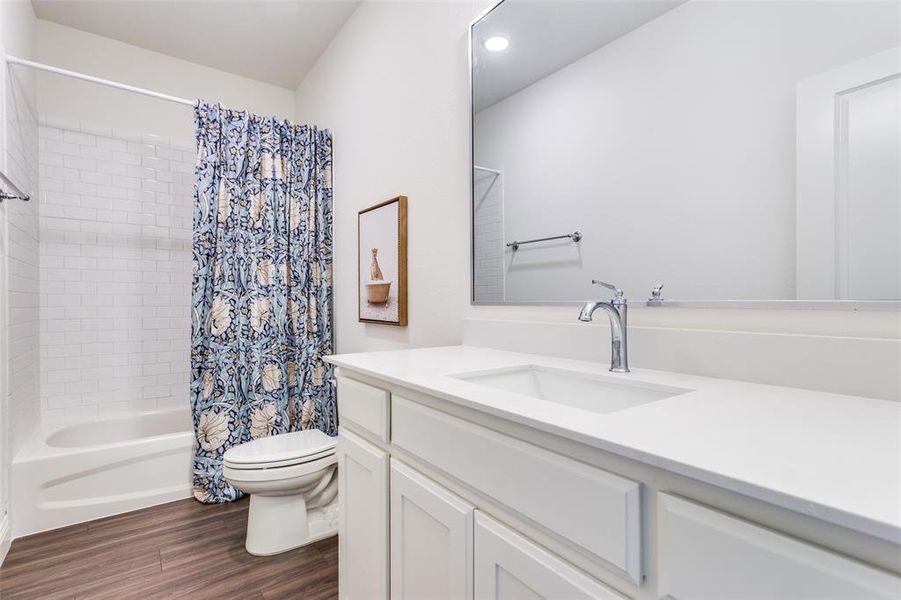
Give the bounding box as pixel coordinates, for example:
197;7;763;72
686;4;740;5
326;345;901;544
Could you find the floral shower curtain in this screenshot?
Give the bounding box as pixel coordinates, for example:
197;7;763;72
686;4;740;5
190;100;335;503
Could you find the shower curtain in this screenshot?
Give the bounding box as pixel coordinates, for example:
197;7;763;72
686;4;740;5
190;100;335;503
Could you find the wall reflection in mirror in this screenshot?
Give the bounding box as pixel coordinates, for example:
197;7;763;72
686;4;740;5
470;0;900;304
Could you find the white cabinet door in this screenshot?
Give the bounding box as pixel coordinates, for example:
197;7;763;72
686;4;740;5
474;512;626;600
658;494;901;599
390;460;474;599
338;428;389;600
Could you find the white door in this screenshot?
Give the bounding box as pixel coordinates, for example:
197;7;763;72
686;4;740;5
838;75;900;299
474;512;626;600
390;460;474;599
797;46;901;300
338;428;389;600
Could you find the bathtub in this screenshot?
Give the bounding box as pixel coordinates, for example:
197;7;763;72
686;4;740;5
11;408;194;537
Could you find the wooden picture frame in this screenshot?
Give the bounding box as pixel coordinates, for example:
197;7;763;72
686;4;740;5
358;196;408;325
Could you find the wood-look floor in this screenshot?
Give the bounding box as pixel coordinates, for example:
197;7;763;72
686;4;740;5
0;497;338;600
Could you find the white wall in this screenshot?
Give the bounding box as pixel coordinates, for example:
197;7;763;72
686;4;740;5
38;122;193;426
292;0;900;399
474;0;900;302
0;0;39;564
35;20;296;143
294;0;486;353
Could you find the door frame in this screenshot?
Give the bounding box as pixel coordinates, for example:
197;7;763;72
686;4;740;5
796;46;901;299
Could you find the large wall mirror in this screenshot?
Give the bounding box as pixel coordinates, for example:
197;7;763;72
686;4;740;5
470;0;900;306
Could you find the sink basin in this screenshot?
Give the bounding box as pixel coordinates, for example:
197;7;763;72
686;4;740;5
451;365;690;415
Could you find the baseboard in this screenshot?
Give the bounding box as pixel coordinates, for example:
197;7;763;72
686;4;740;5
0;513;12;567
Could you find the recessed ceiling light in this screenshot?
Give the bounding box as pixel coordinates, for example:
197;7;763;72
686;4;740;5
484;36;509;52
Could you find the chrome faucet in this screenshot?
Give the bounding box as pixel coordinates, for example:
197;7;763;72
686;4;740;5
578;280;629;373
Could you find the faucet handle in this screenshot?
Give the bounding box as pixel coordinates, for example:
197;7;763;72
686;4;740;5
650;283;664;301
591;279;623;298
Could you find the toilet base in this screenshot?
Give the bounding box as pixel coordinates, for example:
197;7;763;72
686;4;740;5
245;494;338;556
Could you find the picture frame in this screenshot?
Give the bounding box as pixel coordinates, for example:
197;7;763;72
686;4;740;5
358;196;408;325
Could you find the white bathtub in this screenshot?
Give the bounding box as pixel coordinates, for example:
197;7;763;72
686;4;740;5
11;408;194;537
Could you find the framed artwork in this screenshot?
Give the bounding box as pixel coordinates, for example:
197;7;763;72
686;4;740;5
358;196;408;325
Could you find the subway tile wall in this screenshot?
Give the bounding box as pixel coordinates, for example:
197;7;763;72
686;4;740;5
5;76;41;455
38;119;194;425
472;169;504;303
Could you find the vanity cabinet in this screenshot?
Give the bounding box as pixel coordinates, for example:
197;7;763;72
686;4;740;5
337;428;389;600
474;512;627;600
391;394;643;584
657;494;901;600
334;372;901;600
390;460;474;599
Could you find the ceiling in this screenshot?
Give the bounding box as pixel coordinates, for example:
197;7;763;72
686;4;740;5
473;0;685;111
31;0;360;89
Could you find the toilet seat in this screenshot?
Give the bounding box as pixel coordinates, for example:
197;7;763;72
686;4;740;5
223;429;337;471
224;448;336;470
223;452;337;483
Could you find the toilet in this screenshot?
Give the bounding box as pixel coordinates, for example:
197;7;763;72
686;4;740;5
223;429;338;556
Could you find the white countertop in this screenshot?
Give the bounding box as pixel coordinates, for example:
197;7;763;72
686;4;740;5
326;345;901;544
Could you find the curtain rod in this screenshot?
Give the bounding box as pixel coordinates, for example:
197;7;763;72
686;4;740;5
5;55;195;107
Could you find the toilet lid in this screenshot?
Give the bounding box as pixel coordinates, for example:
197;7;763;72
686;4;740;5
223;429;336;468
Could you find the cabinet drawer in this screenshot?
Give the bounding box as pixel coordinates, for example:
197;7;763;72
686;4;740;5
657;494;901;599
337;376;390;442
392;395;642;583
475;512;627;600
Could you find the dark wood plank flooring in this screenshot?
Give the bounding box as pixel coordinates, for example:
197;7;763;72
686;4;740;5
0;497;338;599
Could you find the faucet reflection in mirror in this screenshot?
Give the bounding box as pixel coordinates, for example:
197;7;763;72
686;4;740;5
579;280;629;373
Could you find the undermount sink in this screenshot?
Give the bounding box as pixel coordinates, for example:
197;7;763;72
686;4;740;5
451;365;690;415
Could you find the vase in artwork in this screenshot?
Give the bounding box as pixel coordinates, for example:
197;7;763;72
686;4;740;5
366;247;391;304
370;248;384;281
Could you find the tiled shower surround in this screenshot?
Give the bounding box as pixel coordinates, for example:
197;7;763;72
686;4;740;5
472;169;504;303
38;120;194;425
5;75;41;455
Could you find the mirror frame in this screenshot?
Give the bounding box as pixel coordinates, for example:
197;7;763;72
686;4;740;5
467;0;901;311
